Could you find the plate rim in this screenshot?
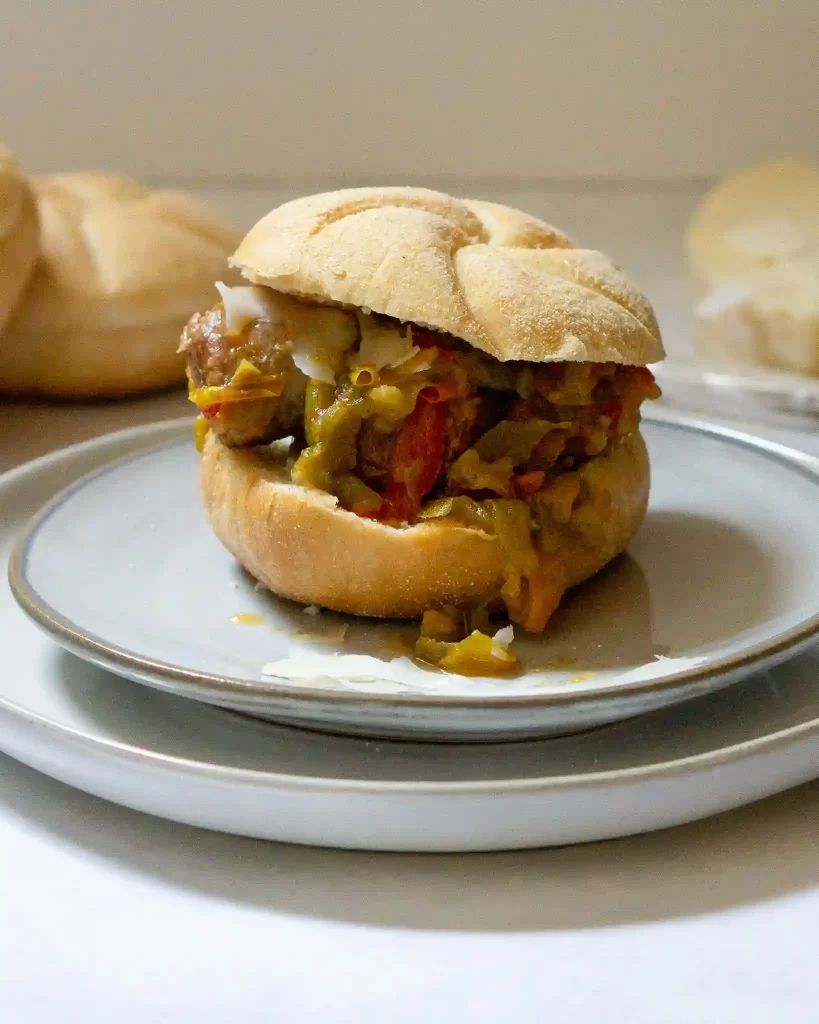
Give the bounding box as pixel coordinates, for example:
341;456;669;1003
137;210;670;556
3;638;819;796
4;413;819;794
8;410;819;713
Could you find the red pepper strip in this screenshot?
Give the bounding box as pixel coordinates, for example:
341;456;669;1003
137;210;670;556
513;470;546;498
376;491;415;523
202;404;222;420
376;399;447;521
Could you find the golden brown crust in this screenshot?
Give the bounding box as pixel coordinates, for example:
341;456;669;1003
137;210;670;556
0;173;241;397
230;186;664;366
0;145;38;335
199;431;649;621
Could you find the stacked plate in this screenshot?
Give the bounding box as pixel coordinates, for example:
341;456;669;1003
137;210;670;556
3;410;819;850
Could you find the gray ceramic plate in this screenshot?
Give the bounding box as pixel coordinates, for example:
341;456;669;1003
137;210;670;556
9;411;819;741
4;430;819;849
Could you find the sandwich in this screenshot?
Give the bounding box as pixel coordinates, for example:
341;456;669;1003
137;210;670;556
181;187;663;674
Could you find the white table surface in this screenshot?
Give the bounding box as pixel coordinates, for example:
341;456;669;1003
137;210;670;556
3;188;819;1023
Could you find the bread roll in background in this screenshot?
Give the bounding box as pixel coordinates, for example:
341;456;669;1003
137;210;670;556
0;173;241;398
0;145;38;335
687;159;819;376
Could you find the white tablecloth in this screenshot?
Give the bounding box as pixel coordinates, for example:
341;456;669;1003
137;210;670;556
3;189;819;1022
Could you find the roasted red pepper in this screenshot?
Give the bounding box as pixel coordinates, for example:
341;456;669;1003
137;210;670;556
377;398;447;521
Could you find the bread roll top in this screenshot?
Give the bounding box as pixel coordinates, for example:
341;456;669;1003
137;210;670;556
231;187;664;366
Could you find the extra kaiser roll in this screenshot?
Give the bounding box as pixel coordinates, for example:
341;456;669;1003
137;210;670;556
688;158;819;376
0;173;241;397
0;145;38;335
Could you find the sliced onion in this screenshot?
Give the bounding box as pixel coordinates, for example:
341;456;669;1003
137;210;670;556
492;624;515;647
288;312;358;384
351;314;419;371
289;340;336;384
215;281;281;336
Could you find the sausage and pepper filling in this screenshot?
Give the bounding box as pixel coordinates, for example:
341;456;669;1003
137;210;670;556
181;285;660;672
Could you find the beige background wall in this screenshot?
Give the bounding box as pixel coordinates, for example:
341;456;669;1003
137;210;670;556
2;0;817;183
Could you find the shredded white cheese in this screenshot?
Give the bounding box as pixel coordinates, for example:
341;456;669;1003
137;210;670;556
288;313;358;384
262;653;404;684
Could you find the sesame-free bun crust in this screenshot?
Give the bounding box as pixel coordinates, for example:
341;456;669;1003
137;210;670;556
0;173;241;398
200;430;649;621
231;187;664;366
0;145;38;335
